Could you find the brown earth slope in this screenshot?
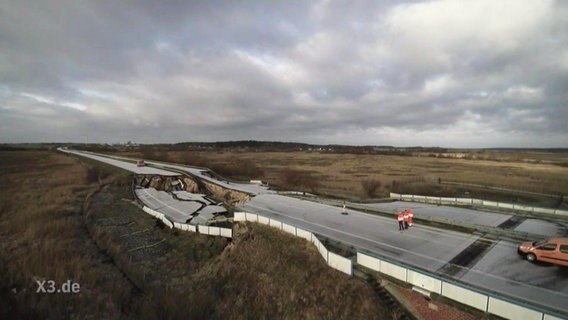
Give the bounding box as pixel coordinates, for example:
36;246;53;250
0;150;387;319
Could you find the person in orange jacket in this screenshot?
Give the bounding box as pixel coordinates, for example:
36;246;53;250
403;210;410;229
396;211;405;231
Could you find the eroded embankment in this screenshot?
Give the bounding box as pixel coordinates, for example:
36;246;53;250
134;173;250;205
86;177;386;319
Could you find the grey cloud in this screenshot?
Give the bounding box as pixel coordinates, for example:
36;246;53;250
0;0;567;147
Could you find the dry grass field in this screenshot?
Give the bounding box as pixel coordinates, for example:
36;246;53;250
0;150;133;318
0;150;388;319
117;149;568;206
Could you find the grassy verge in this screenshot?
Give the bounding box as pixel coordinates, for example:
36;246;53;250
0;150;135;319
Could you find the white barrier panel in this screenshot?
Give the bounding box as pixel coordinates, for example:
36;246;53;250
500;203;514;209
533;207;556;215
390;193;401;199
407;270;442;294
161;216;174;229
472;199;483;206
208;226;221;236
296;228;313;242
328;252;352;275
380;260;407;282
198;225;209;235
181;224;189;231
456;198;471;204
414;195;426;201
487;297;542;320
514;204;533;212
188;224;197;232
483;201;499;207
220;228;232;238
440;197;453;202
544;314;564;320
441;282;488;312
246;212;258;222
556;209;568;216
356;252;381;273
234;211;246;221
174;222;182;229
282;223;297;236
258;216;270;225
311;236;328;263
269;219;282;230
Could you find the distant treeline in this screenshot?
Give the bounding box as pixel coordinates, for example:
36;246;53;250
173;141;451;154
2;141;567;154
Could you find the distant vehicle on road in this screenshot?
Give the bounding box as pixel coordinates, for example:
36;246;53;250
518;237;568;266
136;160;145;167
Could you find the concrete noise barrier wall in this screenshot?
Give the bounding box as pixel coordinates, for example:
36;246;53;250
144;206;228;236
356;251;563;320
487;297;543;320
311;235;329;263
161;216;174;229
328;252;352;275
441;281;488;312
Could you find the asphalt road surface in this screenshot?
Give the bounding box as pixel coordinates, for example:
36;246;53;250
136;188;225;225
240;194;568;315
359;201;567;237
59;149;179;176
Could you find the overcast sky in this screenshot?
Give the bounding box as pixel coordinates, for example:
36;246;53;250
1;0;567;147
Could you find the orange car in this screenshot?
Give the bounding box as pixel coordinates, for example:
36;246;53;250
517;237;568;266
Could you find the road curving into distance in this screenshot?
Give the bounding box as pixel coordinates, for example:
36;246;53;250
60;148;568;317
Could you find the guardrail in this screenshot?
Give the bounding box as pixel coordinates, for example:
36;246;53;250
234;211;352;275
390;193;568;217
440;180;561;199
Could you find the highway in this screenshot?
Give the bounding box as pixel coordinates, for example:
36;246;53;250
58;148;179;176
61;149;568;316
143;160;275;195
358;201;568;237
239;194;568;315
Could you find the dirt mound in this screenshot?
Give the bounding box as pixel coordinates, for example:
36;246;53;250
201;180;250;205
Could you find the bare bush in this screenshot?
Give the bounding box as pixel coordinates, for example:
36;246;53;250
361;178;381;198
180;151;207;167
140;147;156;160
85;166;101;184
211;161;265;180
280;169;320;192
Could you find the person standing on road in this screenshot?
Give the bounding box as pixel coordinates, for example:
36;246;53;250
342;201;348;215
403;210;410;229
408;209;413;227
396;211;405;231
